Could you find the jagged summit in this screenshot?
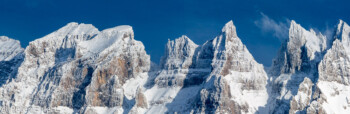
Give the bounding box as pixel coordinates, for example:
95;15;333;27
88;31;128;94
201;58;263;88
0;36;23;61
168;35;196;46
290;20;298;27
160;35;198;70
166;35;197;47
271;20;328;76
336;19;346;33
289;20;302;33
222;20;234;31
221;20;237;38
335;19;350;42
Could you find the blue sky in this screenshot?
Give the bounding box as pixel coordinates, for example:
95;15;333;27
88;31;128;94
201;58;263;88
0;0;349;66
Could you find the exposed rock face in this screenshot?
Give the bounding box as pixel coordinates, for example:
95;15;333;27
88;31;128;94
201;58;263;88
155;35;199;88
289;77;313;114
160;35;198;70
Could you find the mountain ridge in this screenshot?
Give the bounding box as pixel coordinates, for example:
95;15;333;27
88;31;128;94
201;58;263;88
0;20;349;114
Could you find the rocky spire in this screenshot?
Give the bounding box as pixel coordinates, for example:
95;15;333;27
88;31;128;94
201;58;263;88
160;35;198;70
221;20;238;38
195;20;268;114
271;20;328;76
334;20;350;48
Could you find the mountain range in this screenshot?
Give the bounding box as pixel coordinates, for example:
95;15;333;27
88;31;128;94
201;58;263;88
0;19;349;114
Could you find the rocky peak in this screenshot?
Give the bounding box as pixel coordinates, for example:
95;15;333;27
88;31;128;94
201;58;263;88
84;24;150;81
154;35;200;88
22;22;100;69
334;20;350;49
210;20;256;75
221;20;237;38
28;22;99;54
271;20;328;75
335;20;346;39
160;35;198;70
0;36;24;61
290;20;299;29
270;20;331;113
270;20;350;114
289;20;306;44
194;20;268;114
289;20;327;54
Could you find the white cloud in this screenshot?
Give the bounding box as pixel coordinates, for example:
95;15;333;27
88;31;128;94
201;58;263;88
323;25;334;40
254;13;289;41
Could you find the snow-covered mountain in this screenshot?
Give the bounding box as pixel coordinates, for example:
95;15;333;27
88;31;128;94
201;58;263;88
0;19;349;114
269;20;350;114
